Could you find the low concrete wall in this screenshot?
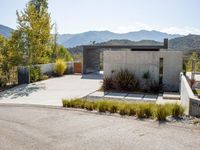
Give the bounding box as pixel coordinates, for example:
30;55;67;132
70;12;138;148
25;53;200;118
17;62;75;84
180;73;200;117
104;51;182;91
39;61;74;75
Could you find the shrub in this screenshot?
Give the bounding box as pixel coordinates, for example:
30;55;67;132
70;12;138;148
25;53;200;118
143;104;154;118
119;104;129;116
108;102;119;113
113;69;139;91
102;77;113;91
54;59;67;76
30;65;42;82
127;104;137;116
149;80;162;93
171;104;184;118
155;105;168;121
62;99;70;107
98;101;109;113
84;101;94;111
136;105;146;119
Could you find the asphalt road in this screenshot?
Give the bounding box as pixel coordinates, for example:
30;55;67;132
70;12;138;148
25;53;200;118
0;105;200;150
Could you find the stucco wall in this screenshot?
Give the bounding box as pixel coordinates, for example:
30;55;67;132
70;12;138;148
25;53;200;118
104;50;183;91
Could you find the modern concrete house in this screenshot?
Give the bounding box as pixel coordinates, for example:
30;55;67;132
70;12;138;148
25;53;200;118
83;39;183;92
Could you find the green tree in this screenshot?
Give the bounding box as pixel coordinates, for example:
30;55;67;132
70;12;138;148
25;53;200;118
11;0;52;65
0;35;17;86
186;52;200;72
56;45;73;62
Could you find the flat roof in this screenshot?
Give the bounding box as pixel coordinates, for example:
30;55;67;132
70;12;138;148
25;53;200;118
83;45;166;50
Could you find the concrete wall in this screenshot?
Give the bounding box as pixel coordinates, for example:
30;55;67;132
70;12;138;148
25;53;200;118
104;50;183;91
40;62;74;75
180;73;200;117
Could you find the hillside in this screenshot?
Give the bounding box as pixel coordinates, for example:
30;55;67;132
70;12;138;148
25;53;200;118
1;24;200;54
169;34;200;50
58;30;181;48
0;24;13;38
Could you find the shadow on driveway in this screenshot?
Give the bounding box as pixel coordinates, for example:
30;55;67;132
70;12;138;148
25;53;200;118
0;83;46;100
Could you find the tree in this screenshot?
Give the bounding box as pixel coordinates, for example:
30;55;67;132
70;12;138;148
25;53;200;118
56;45;73;62
11;0;52;65
0;35;17;86
186;52;200;72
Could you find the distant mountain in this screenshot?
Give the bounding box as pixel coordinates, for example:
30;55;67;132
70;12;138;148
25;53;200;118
169;34;200;50
58;30;181;48
0;24;14;38
1;24;200;54
68;39;163;55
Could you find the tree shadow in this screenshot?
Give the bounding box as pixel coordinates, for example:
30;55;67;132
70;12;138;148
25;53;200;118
0;83;46;100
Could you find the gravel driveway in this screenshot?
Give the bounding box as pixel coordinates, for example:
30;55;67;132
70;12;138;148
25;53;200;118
0;105;200;150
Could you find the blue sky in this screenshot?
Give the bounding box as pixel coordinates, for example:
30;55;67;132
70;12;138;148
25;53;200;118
0;0;200;35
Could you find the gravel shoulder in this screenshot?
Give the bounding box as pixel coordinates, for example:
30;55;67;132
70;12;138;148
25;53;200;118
0;105;200;150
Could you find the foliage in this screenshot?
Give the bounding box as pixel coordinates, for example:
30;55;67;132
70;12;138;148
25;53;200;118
155;105;168;121
0;35;18;86
56;45;73;62
30;65;42;82
149;80;162;93
10;0;52;65
142;71;150;80
102;69;139;92
114;69;139;91
185;52;200;72
102;77;113;91
62;99;186;121
171;104;185;117
54;59;67;76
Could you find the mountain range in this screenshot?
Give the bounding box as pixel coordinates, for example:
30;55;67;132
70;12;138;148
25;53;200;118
0;24;14;38
1;24;200;53
57;30;181;48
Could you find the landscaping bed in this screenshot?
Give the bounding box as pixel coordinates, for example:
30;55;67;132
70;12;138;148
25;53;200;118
62;99;185;121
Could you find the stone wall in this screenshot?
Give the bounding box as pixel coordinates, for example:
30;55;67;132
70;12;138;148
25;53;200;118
104;50;183;91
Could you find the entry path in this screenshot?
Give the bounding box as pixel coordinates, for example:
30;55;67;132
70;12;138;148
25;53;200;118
0;74;102;106
0;105;199;150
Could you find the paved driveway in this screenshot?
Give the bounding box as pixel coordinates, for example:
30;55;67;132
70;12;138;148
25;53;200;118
0;105;200;150
0;74;102;106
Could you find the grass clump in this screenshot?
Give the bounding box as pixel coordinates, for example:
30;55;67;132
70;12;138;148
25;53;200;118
155;105;168;121
171;104;184;118
54;59;67;76
136;103;154;119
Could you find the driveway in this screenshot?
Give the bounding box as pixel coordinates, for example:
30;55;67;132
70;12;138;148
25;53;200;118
0;74;102;106
0;105;199;150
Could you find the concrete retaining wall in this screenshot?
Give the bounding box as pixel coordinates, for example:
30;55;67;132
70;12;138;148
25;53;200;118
104;51;182;91
180;73;200;117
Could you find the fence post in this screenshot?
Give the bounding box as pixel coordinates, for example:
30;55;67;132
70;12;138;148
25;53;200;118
18;66;30;84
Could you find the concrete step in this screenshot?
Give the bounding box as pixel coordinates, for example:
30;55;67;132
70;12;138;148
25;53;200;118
163;92;180;100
